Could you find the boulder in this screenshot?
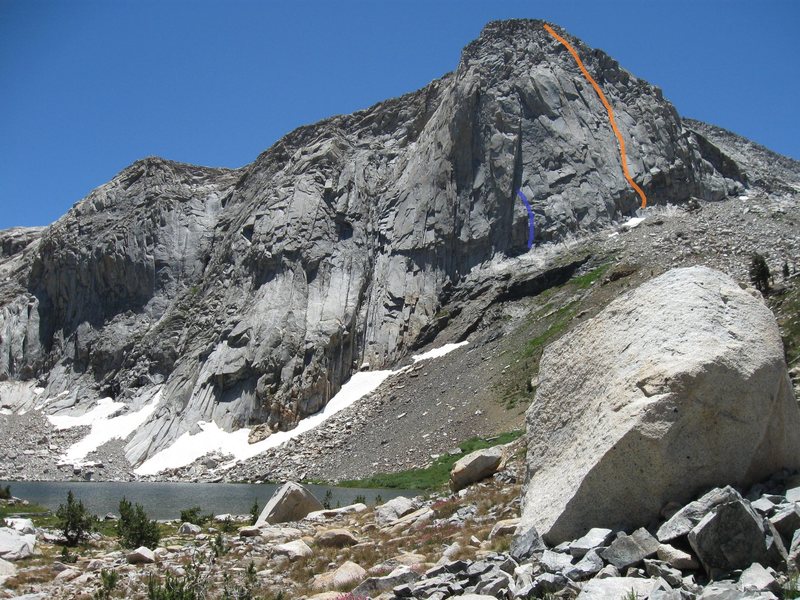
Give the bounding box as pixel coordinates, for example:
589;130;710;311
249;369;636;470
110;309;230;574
790;529;800;570
0;556;17;584
312;560;366;590
489;518;520;539
688;498;787;577
563;548;604;581
576;576;660;599
600;528;659;570
569;527;614;558
314;528;358;547
657;486;742;542
178;522;201;535
255;482;323;525
539;549;573;574
351;566;421;596
519;267;800;544
0;527;35;560
510;523;545;562
127;546;155;564
657;543;699;570
3;518;35;535
375;496;416;524
769;504;800;543
305;503;368;521
274;539;313;560
739;562;779;594
450;445;505;492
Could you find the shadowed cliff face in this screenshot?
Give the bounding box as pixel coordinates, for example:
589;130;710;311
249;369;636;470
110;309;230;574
0;19;745;464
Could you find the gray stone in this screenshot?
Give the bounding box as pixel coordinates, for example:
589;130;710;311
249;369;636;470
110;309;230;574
539;548;573;574
274;539;312;560
786;487;800;503
563;548;604;581
352;566;420;596
751;497;778;516
178;522;201;535
688;499;787;577
255;482;323;525
600;528;659;570
738;562;779;594
0;527;35;561
576;576;660;599
510;523;545;562
644;559;683;588
698;582;778;599
127;546;155;564
449;445;505;492
520;267;800;544
769;504;800;543
375;496;416;524
790;529;800;570
657;487;743;542
0;556;17;584
569;527;613;558
656;543;699;570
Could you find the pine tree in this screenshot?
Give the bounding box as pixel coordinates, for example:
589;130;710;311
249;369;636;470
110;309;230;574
749;254;770;294
56;490;96;546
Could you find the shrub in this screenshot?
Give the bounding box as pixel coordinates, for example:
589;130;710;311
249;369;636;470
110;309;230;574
56;490;96;546
179;506;212;526
221;516;236;533
249;498;259;525
322;489;333;510
0;485;11;500
94;568;119;600
148;552;209;600
221;562;258;600
118;497;160;549
750;253;771;294
784;261;791;279
211;531;228;558
353;494;366;505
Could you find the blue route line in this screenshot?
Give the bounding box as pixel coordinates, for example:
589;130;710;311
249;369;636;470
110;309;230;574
516;189;535;249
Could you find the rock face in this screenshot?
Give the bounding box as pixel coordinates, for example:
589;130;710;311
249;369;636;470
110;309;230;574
519;266;800;544
255;481;323;525
0;527;36;561
0;19;747;470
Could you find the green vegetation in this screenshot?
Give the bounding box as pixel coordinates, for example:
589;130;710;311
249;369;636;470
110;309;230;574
118;497;160;549
56;490;97;546
335;430;523;490
0;484;11;500
94;569;119;600
750;253;771;294
772;282;800;367
521;300;578;359
222;562;258;600
784;573;800;599
179;506;212;526
571;261;613;289
249;498;260;525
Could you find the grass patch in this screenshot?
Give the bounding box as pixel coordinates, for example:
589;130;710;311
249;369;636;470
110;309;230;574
571;261;613;289
333;430;523;490
521;300;578;359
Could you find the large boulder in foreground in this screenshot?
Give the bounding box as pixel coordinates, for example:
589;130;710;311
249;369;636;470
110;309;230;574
255;482;323;525
450;445;506;492
519;266;800;544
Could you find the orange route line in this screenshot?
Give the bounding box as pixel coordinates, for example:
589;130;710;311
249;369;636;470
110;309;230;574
543;23;648;209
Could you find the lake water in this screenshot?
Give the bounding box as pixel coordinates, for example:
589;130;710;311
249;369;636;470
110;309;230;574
0;480;417;520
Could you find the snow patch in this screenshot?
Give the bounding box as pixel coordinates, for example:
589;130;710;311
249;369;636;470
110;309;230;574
135;340;471;476
48;397;123;430
622;216;646;230
411;341;469;362
135;369;398;476
53;390;163;464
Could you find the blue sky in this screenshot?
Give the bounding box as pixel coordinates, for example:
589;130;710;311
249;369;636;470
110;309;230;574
1;0;798;230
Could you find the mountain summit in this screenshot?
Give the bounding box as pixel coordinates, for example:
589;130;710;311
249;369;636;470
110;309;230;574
0;20;779;475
